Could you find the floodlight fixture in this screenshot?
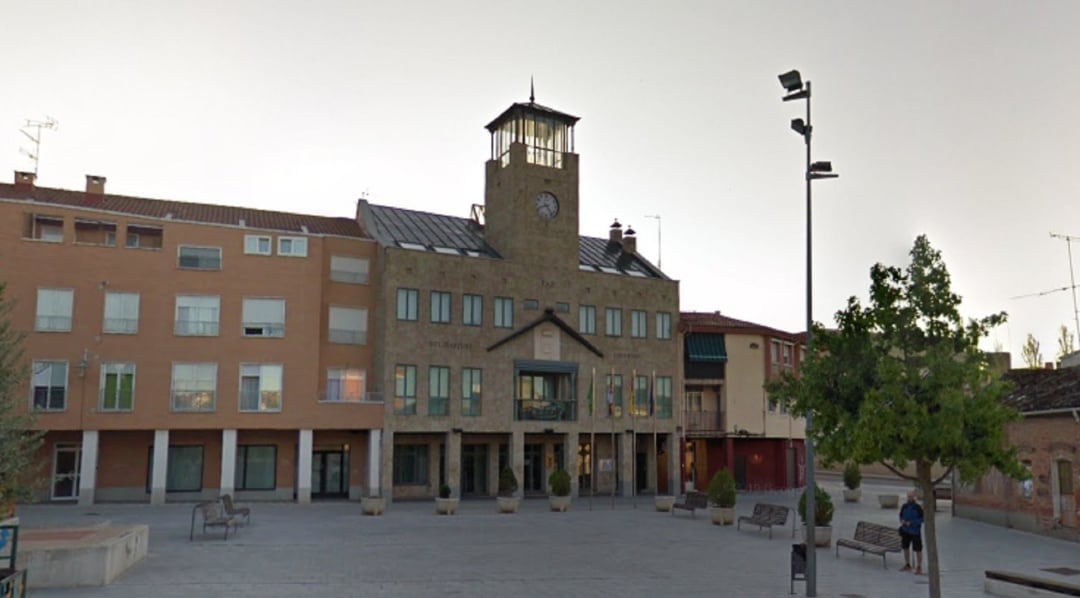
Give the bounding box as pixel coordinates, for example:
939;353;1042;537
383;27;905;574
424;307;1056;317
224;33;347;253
779;70;803;93
791;118;808;137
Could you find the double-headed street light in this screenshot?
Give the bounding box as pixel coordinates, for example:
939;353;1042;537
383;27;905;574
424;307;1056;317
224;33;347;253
779;69;838;598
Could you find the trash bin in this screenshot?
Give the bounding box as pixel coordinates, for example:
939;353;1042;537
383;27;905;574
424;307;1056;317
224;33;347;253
790;543;807;594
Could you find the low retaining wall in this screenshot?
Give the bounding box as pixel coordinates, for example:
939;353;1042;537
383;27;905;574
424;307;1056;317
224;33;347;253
18;523;148;588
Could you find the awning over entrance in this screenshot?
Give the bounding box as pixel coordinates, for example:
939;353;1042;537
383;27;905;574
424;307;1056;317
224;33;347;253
686;334;727;363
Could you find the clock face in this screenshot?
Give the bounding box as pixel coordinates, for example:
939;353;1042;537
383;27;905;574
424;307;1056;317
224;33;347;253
535;192;559;220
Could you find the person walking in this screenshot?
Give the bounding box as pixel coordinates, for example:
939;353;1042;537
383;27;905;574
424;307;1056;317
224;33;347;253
899;490;924;574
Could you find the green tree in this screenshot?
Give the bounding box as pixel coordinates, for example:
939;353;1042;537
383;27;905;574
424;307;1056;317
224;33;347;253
767;236;1025;598
1021;333;1042;369
0;282;44;512
1057;324;1075;361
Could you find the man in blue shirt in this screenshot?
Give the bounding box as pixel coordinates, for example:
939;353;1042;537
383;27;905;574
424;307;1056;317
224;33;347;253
899;490;924;574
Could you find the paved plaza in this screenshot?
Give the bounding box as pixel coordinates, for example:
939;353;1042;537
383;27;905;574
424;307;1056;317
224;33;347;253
19;477;1080;598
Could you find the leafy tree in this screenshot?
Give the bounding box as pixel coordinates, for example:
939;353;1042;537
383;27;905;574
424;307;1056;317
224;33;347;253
1021;333;1042;368
1057;324;1076;361
0;282;44;513
767;236;1025;598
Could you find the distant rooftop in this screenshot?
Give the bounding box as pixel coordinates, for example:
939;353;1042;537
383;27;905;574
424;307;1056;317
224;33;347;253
1004;367;1080;413
680;311;801;341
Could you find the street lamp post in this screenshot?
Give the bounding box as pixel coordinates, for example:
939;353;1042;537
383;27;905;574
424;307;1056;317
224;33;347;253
779;69;837;598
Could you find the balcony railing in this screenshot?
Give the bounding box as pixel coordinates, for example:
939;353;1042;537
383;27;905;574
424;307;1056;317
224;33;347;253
319;391;383;404
684;410;724;434
515;398;577;422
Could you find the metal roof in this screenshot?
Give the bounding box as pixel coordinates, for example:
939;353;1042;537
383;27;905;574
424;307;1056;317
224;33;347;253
485;102;580;132
578;236;665;279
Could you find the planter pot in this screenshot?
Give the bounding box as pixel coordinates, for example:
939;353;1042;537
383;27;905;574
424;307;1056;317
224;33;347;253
361;497;385;516
843;488;862;503
496;496;520;514
549;495;571;512
654;495;676;512
435;497;459;515
711;507;735;526
802;525;832;547
878;494;899;509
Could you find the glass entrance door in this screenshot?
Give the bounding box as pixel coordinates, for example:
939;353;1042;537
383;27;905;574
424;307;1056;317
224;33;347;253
461;444;488;496
52;444;81;500
311;451;347;498
523;444;544;493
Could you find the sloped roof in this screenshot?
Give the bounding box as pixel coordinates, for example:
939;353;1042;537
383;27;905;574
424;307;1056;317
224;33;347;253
0;182;365;237
680;311;800;341
485;102;580;132
578;236;664;278
487;308;603;357
1004;368;1080;413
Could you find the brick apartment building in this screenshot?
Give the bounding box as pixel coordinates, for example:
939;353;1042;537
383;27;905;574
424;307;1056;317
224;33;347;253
1;172;382;504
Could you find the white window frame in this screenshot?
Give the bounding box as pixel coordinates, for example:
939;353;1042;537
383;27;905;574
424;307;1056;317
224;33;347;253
494;297;513;328
242;297;286;338
463;294;483;326
103;291;140;334
175;295;221;336
35;288;74;332
31;360;68;411
177;245;222;270
396;289;419;321
325;368;366;402
277;236;308;257
239;363;283;413
330;255;370;284
171;363;218;412
656;312;672;340
244;235;272;256
430;291;451;324
605;308;622;337
328;306;367;345
100;362;136;412
579;305;597;335
631;310;647;338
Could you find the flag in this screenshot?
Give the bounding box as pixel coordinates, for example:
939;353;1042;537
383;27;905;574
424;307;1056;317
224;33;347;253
587;370;594;416
648;373;656;417
606;374;614;416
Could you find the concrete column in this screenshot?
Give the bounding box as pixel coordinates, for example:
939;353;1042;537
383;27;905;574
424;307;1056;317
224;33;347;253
446;431;462;498
620;431;634;497
78;430;98;506
367;429;382;497
297;429;313;504
150;430;169;505
220;429;237;497
381;430;394;503
512;429;525;499
669;434;680;496
487;441;500;497
565;431;579;498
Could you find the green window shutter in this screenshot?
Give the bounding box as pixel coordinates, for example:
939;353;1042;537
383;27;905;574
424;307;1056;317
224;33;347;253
119;373;134;410
103;373;118;409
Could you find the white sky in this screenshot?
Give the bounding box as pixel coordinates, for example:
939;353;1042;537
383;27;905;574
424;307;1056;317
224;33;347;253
4;1;1080;363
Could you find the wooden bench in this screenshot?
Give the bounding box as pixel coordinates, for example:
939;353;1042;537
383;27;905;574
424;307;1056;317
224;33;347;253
737;503;793;539
190;500;238;540
671;491;709;517
835;521;902;569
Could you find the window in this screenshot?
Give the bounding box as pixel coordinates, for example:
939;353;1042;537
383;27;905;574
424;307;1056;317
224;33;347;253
171;363;217;411
394;365;417;415
26;214;63;242
656;376;673;418
74;219;117;246
178;246;222;270
631;310;647;338
103;291;139;334
397;289;419;321
605;308;622;337
35;288;74;332
428;366;450;416
235;446;277;491
277;236;308;257
393;444;429;485
685;391;703;412
242;298;286;338
605;374;623;414
463;294;483;326
462;368;482;416
656;312;672;340
31;361;67;411
328;306;367;344
100;362;135;411
175;295;220;336
125;225;163;249
494;297;513;328
430;291;451;324
555;302;570;313
163;446;203;492
239;364;283;412
244;235;272;255
330;256;369;284
579;305;596;335
523;299;539;311
782;343;794;366
325;368;365;402
633;375;649;416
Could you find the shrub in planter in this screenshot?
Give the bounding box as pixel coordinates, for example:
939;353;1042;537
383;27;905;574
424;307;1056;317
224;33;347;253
707;470;737;508
439;484;452;499
797;483;834;527
548;469;571;497
843;463;862;490
499;468;518;497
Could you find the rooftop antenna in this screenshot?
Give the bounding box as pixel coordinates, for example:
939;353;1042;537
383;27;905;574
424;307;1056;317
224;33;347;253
19;116;59;176
1050;232;1080;341
644;214;662;269
529;77;535;104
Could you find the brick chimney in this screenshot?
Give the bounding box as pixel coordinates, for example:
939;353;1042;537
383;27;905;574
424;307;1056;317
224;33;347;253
622;225;637;254
609;219;623;243
14;171;35;189
86;174;107;195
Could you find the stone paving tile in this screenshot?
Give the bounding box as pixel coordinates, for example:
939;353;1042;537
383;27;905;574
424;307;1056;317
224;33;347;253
19;479;1080;598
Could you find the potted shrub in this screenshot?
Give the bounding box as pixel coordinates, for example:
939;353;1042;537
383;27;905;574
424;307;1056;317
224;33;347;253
707;469;737;525
797;483;834;546
361;492;385;516
435;484;458;515
654;494;676;512
878;493;900;509
842;463;862;503
548;469;572;512
496;468;519;513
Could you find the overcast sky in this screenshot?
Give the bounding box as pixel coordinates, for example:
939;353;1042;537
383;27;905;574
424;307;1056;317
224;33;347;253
4;1;1079;363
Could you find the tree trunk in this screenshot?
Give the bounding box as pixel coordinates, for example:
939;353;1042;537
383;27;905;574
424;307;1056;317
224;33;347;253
916;460;940;598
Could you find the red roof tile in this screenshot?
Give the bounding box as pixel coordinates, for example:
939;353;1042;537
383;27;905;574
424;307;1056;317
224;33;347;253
680;311;801;341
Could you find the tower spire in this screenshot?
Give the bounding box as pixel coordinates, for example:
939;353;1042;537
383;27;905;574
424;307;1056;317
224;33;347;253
529;76;535;104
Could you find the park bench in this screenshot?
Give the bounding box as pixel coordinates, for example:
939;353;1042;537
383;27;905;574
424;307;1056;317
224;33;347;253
671;491;709;518
221;494;251;525
835;520;902;569
737;503;793;539
190;500;238;540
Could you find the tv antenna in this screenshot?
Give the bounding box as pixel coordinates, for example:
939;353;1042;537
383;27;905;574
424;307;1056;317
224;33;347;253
19;116;59;176
1050;232;1080;341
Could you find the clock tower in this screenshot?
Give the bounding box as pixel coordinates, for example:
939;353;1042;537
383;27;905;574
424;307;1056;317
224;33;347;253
483;95;580;269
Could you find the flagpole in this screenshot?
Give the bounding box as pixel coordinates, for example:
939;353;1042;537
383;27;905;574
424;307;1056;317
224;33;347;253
630;369;637;509
590;367;595;511
652;370;658;497
610;368;615;510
